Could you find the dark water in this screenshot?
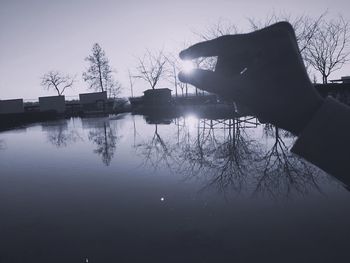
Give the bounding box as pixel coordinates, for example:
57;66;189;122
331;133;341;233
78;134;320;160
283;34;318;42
0;114;349;263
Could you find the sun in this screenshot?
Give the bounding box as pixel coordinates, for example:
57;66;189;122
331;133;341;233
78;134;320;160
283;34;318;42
185;114;199;132
181;60;195;74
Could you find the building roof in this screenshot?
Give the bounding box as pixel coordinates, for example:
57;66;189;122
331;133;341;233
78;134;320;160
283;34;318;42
39;95;65;100
79;91;107;96
143;88;171;94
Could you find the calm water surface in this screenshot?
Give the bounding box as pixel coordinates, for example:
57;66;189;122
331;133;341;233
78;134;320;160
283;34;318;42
0;114;349;262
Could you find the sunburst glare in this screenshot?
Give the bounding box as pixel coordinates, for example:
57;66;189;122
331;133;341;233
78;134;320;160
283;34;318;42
184;114;199;132
181;60;195;74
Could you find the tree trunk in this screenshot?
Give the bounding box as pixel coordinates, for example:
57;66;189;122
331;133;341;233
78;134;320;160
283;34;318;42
130;85;134;98
98;62;104;92
322;74;328;84
173;67;178;97
54;85;60;96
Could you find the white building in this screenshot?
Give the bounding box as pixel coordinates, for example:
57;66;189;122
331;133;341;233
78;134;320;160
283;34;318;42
39;95;65;113
0;99;24;114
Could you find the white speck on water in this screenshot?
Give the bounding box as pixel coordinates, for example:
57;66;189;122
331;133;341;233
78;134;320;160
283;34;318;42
240;67;248;75
85;258;89;263
160;197;165;202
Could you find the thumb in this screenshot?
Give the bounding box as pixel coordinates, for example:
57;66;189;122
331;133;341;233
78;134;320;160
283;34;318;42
178;69;244;99
178;69;224;94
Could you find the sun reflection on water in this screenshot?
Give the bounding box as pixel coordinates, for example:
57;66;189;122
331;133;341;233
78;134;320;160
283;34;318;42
184;114;199;132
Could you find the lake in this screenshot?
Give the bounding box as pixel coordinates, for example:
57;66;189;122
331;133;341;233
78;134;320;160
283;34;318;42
0;113;349;262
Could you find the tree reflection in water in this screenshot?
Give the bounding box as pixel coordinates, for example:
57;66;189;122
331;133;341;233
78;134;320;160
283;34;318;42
136;114;325;198
88;122;119;166
254;125;323;199
43;120;83;148
177;117;258;194
137;124;175;170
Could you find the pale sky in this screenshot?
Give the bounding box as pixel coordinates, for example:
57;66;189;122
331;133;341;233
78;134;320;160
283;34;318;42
1;0;350;100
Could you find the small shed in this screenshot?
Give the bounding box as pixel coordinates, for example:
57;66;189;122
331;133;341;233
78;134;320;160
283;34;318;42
0;99;24;114
79;91;107;112
341;76;350;84
39;95;65;113
143;88;172;105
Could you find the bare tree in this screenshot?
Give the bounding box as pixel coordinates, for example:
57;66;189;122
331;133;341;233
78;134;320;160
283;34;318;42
249;12;325;75
108;82;122;99
249;12;324;53
83;43;122;97
306;16;350;83
253;126;322;199
88;122;119;166
136;124;175;170
128;69;135;97
198;19;240;41
248;12;350;83
134;49;167;90
41;71;75;96
43;120;83;148
165;53;181;97
165;52;192;97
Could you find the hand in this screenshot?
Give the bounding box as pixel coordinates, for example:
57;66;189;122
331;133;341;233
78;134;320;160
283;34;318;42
179;22;324;135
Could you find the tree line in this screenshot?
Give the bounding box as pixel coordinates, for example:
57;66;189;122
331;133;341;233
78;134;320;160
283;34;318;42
41;12;350;98
41;43;121;98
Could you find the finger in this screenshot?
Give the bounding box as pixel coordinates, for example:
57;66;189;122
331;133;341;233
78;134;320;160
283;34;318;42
178;69;242;98
257;117;268;124
235;102;255;116
179;35;234;60
179;69;218;92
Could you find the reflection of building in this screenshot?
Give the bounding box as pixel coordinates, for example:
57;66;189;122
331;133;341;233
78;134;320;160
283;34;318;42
143;88;171;105
0;99;24;114
79;91;107;113
39;95;65;113
315;76;350;105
